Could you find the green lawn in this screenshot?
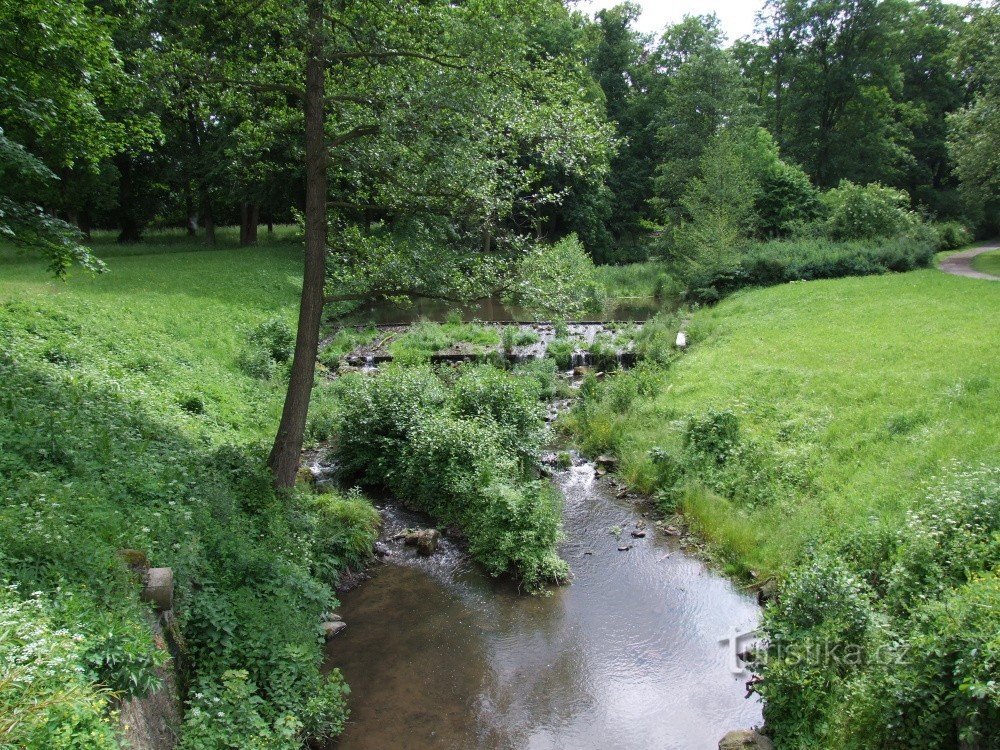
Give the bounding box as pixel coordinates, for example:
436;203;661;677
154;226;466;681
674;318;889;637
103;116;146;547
574;268;1000;578
972;248;1000;276
0;232;303;441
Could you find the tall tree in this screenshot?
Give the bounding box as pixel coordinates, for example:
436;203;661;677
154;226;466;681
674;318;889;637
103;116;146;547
650;15;755;222
0;0;128;272
749;0;914;188
167;0;612;487
948;0;1000;229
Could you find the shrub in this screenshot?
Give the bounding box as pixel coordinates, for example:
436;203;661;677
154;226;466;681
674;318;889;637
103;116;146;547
512;358;560;400
684;410;740;464
0;301;377;748
178;669;302;750
685;236;935;305
248;318;294;364
238;318;293;379
929;220;973;251
546;337;576;370
335;365;565;588
307;489;381;584
449;365;544;463
823;181;917;241
755;160;824;237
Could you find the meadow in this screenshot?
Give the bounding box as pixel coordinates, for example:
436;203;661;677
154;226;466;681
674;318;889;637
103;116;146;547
570;268;1000;578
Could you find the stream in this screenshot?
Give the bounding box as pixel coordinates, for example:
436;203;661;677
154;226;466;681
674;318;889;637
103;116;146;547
324;458;762;749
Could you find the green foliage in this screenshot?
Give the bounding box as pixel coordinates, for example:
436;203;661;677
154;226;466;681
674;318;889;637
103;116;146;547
565;266;1000;580
306;490;381;585
685;236;935;304
449;366;545;464
685;410;740;464
546;337;576;370
178;664;349;750
238;317;293;380
0;250;377;746
760;468;1000;749
0;588;121;750
823;181;918;241
929;221;973;251
508;234;606;318
388;320;500;362
248;318;294;364
512;358;563;401
335;365;565;589
755;160;824;237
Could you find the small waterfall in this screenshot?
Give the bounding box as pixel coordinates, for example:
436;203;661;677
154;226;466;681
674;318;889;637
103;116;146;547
362;355;376;372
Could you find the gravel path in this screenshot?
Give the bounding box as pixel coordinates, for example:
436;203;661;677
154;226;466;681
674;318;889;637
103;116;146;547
939;243;1000;280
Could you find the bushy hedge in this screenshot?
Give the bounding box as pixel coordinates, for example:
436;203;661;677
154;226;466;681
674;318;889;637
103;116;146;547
686;236;936;304
759;466;1000;749
335;364;567;589
0;302;378;747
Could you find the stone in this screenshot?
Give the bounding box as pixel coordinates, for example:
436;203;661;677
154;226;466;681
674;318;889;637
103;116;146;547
295;465;316;486
322;620;347;639
118;548;149;571
405;528;441;556
617;544;632;551
718;730;773;750
141;567;174;613
757;580;780;606
595;454;619;471
630;529;646;538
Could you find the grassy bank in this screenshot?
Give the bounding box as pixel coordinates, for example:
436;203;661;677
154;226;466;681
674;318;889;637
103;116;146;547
568;264;1000;746
972;248;1000;276
0;233;380;748
569;268;1000;578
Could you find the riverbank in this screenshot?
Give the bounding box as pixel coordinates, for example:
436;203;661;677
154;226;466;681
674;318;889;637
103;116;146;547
566;267;1000;580
0;238;376;748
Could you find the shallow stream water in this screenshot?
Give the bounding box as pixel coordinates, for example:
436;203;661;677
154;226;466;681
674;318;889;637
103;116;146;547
324;462;762;750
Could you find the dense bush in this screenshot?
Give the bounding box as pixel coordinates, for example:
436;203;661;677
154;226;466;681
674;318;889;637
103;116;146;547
335;365;567;589
823;181;917;241
929;220;974;251
686;236;936;304
759;467;1000;749
755;160;824;237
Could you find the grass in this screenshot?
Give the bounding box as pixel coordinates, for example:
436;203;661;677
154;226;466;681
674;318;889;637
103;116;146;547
0;231;303;441
971;248;1000;276
1;229;375;746
569;268;1000;578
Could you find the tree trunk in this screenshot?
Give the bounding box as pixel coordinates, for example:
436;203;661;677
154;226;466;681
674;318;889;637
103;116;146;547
268;0;327;489
200;185;216;245
116;155;142;244
240;201;259;246
185;184;198;236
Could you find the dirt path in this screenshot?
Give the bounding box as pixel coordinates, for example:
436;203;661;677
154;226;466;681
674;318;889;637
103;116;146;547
938;243;1000;280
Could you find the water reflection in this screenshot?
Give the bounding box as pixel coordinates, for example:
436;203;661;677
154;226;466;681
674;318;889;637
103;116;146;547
325;464;761;750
